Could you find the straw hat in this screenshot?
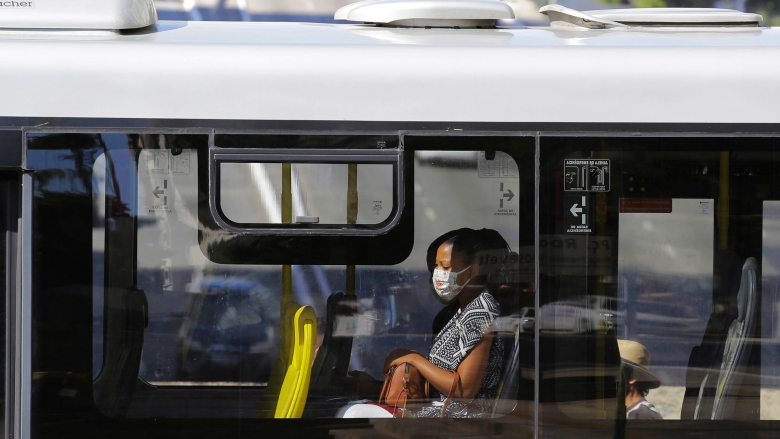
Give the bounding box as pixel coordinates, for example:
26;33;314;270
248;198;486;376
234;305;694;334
617;340;661;389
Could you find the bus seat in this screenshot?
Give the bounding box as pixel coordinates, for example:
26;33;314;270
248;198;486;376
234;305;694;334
681;250;740;419
693;370;716;419
308;291;356;393
711;257;759;420
491;311;537;417
257;298;302;418
302;292;356;418
685;328;726;419
492;313;522;416
274;305;317;418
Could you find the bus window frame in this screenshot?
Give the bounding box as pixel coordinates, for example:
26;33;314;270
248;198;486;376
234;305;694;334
209;148;404;235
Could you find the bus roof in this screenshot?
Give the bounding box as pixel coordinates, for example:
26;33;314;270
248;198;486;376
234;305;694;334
1;20;779;125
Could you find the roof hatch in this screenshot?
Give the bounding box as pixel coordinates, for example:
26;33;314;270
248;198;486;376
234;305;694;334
335;0;515;28
539;5;763;29
0;0;157;30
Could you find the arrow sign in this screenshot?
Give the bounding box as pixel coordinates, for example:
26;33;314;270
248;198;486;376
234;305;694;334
569;196;587;225
152;187;165;198
499;183;515;204
565;195;591;233
503;189;514;201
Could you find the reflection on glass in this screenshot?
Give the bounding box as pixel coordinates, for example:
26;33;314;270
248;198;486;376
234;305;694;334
218;162;394;225
93;153;106;379
87;144;529;419
618;198;714;419
220;162;283;223
540;143;777;433
763;202;780;420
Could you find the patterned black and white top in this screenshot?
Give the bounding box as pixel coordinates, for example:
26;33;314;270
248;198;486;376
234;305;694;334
412;291;503;418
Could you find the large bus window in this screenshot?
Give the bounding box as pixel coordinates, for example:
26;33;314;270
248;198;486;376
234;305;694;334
539;137;780;437
28;132;534;436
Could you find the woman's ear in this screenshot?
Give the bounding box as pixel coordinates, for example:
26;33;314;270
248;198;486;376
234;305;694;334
469;263;481;280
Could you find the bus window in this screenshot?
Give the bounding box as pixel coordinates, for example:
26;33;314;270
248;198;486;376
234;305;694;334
219;162;394;225
28;132;535;426
539;137;780;436
202;141;412;265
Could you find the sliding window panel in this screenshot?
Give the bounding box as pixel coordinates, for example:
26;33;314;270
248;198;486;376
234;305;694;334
540;136;780;439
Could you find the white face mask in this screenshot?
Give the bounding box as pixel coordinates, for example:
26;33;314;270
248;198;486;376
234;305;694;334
432;265;472;301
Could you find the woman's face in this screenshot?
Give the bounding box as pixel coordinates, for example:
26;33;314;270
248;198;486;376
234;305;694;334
435;242;472;286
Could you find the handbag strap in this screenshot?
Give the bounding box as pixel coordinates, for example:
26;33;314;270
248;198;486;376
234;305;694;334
392;387;410;417
379;366;396;405
439;370;460;418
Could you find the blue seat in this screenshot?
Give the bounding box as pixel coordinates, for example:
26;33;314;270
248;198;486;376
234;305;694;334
710;257;759;419
688;257;759;419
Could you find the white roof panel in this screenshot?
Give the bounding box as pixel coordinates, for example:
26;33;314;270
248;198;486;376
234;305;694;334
0;21;779;124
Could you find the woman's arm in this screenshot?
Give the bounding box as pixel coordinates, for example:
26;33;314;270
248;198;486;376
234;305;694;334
387;332;495;400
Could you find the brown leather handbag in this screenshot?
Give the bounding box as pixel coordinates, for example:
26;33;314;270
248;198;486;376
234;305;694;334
379;362;459;418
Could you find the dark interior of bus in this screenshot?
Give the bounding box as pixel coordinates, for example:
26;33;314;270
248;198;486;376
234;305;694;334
24;132;780;438
26;133;535;437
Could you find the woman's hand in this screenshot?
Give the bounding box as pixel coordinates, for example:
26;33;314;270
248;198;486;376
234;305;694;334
383;348;415;373
380;333;494;401
386;352;424;373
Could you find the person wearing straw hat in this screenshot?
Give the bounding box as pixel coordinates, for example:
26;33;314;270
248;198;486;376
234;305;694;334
618;340;663;420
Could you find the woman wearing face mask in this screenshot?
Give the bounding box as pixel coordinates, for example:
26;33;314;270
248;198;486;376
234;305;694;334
338;228;511;419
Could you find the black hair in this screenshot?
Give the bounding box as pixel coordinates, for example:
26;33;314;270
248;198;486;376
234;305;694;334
425;228;473;274
444;228;513;295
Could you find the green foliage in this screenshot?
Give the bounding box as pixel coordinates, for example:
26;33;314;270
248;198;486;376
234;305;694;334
634;0;667;7
758;10;780;25
748;0;780;15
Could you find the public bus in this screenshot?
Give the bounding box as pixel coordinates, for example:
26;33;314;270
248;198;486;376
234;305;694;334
0;0;778;437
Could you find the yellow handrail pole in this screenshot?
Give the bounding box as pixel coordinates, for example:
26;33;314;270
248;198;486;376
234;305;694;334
283;162;293;303
346;163;357;296
258;162;296;417
281;162;295;364
719;152;730;250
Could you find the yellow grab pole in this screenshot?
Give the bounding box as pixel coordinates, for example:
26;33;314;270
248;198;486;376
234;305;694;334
282;162;293;302
719;152;729;250
346;164;357;295
347;163;358;225
259;162;296;418
280;163;294;365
